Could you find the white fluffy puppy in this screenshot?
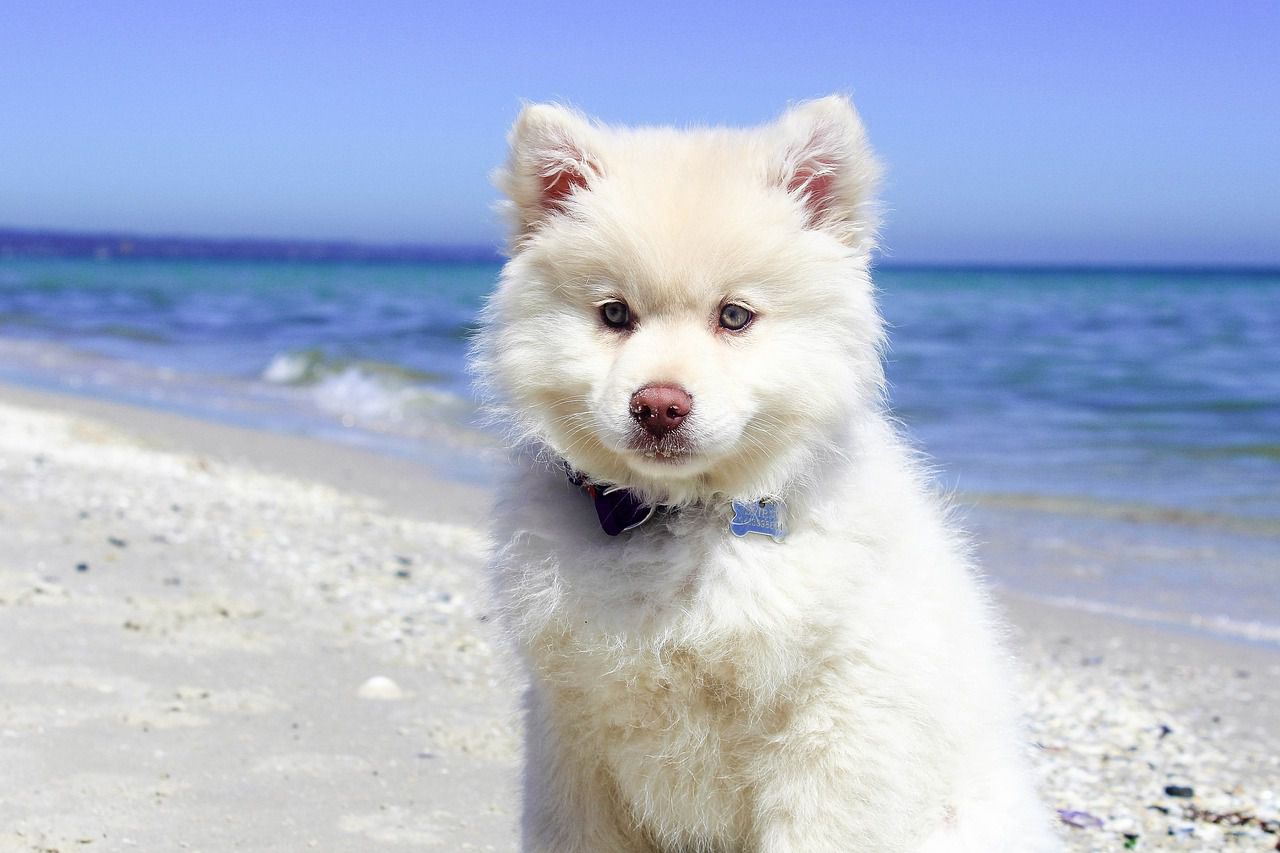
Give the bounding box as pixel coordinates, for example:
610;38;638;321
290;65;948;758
473;96;1059;853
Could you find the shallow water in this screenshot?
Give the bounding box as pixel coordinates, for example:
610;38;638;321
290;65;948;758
884;268;1280;523
2;257;1277;642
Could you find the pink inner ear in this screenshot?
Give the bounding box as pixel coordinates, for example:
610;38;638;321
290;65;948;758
788;168;836;225
541;167;589;211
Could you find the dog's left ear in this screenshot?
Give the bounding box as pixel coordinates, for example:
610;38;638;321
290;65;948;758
772;95;882;252
496;103;603;237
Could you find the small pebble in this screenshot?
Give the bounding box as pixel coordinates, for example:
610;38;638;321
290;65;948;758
1166;785;1196;798
75;562;89;572
357;676;404;701
1059;809;1105;829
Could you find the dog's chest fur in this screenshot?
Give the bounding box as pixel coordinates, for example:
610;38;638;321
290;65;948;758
548;629;777;848
501;491;873;847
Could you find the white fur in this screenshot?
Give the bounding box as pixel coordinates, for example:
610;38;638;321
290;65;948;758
474;96;1060;852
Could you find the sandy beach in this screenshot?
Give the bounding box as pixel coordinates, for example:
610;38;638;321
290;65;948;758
2;381;1278;852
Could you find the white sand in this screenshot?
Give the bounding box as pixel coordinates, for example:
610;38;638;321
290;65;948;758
0;389;514;852
0;383;1277;852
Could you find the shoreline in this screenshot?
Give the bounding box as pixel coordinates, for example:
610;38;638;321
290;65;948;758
0;380;490;527
6;368;1278;649
1;380;1278;850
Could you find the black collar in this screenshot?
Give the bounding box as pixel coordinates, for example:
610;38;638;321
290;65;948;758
565;467;663;535
564;465;787;541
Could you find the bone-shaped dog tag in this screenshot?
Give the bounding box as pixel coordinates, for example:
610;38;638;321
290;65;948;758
730;498;786;542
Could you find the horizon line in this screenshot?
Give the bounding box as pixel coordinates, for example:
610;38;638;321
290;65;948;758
1;225;1277;275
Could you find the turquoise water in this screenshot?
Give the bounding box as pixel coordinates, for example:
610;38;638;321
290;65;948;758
0;257;488;395
883;268;1280;525
2;257;1276;524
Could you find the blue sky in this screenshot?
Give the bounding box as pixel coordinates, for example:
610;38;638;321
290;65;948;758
2;1;1277;265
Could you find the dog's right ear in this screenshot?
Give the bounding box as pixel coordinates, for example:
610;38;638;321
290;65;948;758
496;103;603;235
772;95;882;254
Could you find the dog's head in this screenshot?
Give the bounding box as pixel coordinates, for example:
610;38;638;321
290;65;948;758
475;96;886;505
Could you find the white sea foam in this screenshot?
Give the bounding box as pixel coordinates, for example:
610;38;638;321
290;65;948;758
260;351;314;384
261;350;470;432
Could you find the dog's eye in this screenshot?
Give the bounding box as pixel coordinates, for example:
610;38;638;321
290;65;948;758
719;303;753;331
601;300;631;329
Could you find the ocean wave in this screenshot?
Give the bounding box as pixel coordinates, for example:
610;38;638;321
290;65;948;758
262;349;443;387
261;349;470;429
0;309;173;343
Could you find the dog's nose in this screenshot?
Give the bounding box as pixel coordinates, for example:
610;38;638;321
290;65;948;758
630;385;692;437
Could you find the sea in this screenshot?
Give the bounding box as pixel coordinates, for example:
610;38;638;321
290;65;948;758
2;257;1278;644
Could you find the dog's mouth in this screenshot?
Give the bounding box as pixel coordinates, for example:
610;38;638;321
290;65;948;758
627;432;696;465
639;447;691;464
